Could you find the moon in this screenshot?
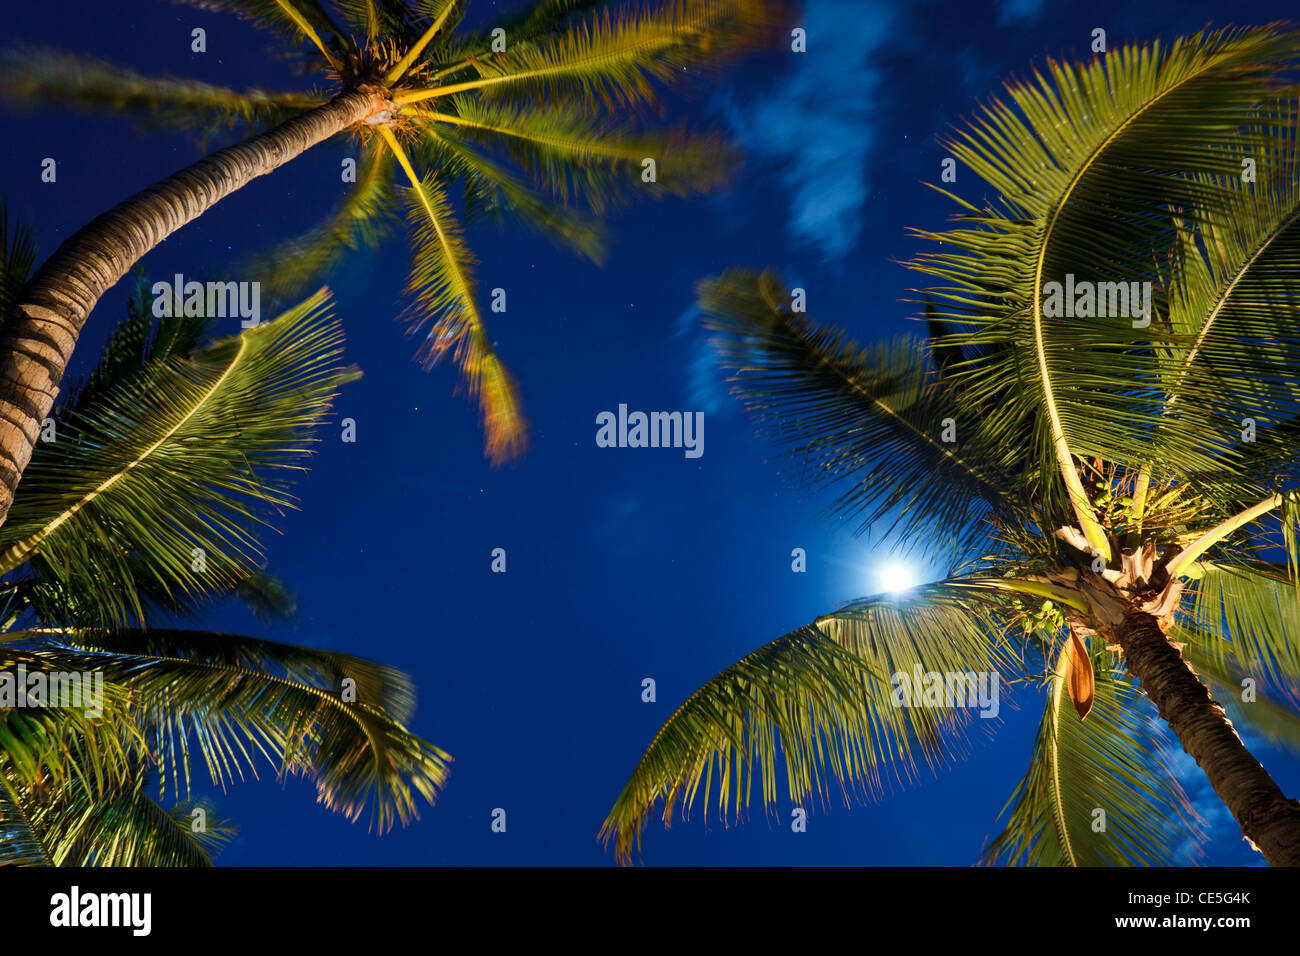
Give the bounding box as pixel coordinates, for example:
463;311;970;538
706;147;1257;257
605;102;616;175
878;563;916;593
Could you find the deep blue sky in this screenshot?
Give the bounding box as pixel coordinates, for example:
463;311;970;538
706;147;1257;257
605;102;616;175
4;0;1300;865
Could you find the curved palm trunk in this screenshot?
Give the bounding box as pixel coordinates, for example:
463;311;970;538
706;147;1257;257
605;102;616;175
1118;609;1300;865
0;88;384;526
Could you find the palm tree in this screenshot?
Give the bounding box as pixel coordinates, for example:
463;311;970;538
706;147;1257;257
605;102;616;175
0;210;448;865
603;26;1300;866
0;0;772;529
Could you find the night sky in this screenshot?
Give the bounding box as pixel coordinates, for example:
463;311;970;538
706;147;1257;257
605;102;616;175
4;0;1300;865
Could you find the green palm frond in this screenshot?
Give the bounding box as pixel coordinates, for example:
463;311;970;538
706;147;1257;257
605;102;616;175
0;290;359;626
167;0;347;63
0;653;141;795
383;126;527;463
1178;626;1300;755
335;0;385;43
383;0;465;83
26;627;448;831
0;706;138;801
1134;103;1300;497
424;129;607;261
448;0;604;59
32;287;295;618
66;789;238;866
984;653;1201;866
0;48;325;138
0;201;35;320
395;0;771;111
601;579;1018;864
1184;561;1300;688
234;571;298;623
246;143;398;305
419;96;730;213
10;771;237;867
909;26;1300;553
63;275;210;416
0;768;55;865
54;626;419;725
698;268;1033;559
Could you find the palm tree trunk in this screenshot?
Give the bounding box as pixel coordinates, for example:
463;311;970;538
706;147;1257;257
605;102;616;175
0;88;384;527
1118;608;1300;865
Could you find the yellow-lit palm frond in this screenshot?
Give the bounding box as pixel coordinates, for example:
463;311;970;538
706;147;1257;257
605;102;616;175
247;142;398;304
424;129;608;260
0;290;358;627
394;0;771;111
415;96;731;212
5;770;238;866
984;656;1201;866
382;125;527;464
0;0;767;464
169;0;346;67
601;580;1019;864
910;26;1300;560
0;48;325;140
28;627;450;833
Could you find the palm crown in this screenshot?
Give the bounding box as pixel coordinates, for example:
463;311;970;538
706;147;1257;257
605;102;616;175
603;26;1300;866
0;209;447;865
1;0;769;465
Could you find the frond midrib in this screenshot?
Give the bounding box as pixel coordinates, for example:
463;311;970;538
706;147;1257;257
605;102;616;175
0;336;250;574
1029;51;1228;558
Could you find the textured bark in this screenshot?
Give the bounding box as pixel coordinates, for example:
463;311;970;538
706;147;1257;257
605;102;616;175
1118;608;1300;865
0;88;383;527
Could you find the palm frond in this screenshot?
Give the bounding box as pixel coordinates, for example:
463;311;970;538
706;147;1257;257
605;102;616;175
0;201;35;320
0;769;54;865
0;48;325;139
234;571;298;623
698;268;1033;560
909;26;1300;551
422;129;607;261
25;628;448;831
382;0;462;84
53;626;418;724
984;650;1201;866
1178;624;1300;756
381;126;527;463
245;143;397;305
63;274;210;415
0;290;359;626
335;0;383;43
1133;102;1300;500
1184;561;1300;688
395;0;771;112
70;789;238;866
0;650;141;795
415;96;731;213
167;0;346;65
601;579;1018;864
446;0;604;63
11;772;237;866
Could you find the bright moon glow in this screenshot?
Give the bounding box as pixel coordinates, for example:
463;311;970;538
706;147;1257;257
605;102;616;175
878;563;916;593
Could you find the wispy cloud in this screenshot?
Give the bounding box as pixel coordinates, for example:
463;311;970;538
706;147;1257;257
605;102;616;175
1160;718;1268;865
997;0;1046;25
720;0;895;260
673;305;731;416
